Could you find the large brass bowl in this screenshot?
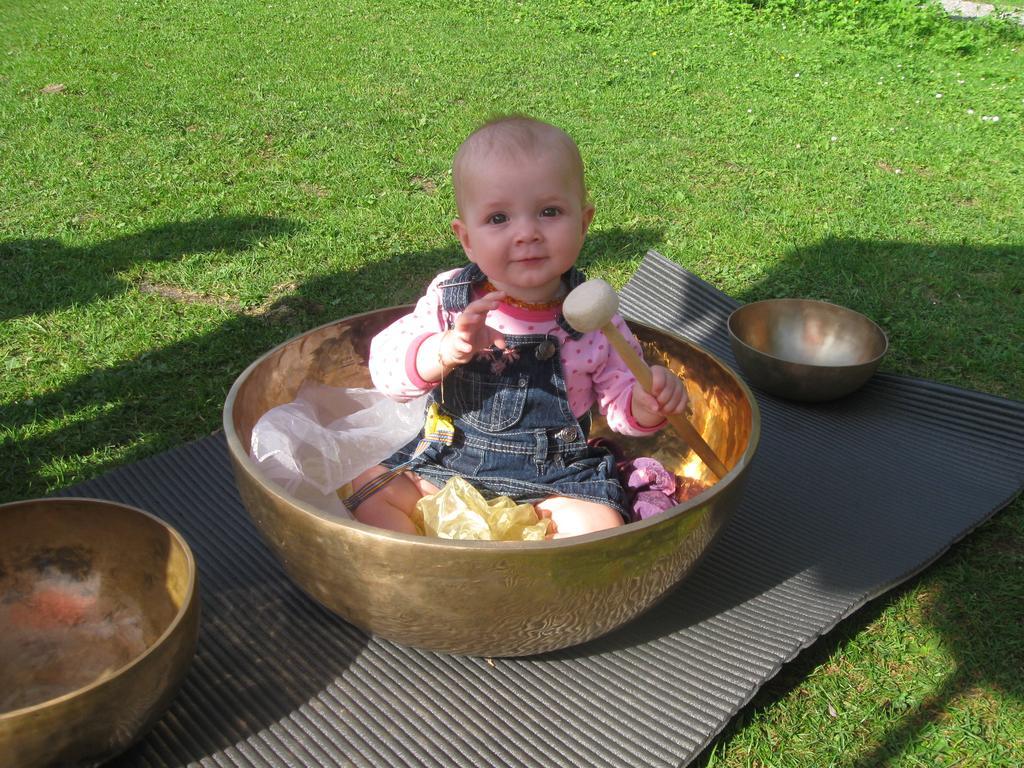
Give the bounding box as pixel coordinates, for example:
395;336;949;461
728;298;888;402
223;307;759;656
0;498;199;768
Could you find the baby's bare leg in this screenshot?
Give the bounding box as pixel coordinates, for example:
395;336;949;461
349;465;439;534
534;496;624;539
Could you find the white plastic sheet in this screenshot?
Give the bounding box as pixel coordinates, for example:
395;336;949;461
250;383;428;518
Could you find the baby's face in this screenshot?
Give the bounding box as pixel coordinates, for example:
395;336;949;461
452;147;594;302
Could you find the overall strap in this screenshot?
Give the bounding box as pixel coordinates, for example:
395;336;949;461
437;264;486;313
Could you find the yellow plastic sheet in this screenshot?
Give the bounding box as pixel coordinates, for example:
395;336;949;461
413;476;551;541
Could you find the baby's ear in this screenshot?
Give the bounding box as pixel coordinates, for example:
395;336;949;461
581;204;595;235
451;218;473;259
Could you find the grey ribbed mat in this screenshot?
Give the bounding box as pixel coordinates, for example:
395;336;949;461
64;251;1024;768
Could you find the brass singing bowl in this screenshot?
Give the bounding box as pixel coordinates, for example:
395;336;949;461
0;498;199;768
223;307;759;657
728;298;889;402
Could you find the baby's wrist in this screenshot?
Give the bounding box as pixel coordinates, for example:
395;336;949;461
628;388;667;429
411;332;450;386
633;407;665;428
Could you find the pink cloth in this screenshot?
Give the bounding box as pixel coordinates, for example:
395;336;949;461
368;268;662;437
623;457;678;521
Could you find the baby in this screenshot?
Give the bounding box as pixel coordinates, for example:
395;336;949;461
351;116;687;537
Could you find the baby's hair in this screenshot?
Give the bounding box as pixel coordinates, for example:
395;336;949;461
452;115;586;211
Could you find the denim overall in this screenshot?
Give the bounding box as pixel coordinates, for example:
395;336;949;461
382;265;628;517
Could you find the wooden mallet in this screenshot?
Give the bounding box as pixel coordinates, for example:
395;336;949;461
562;279;729;479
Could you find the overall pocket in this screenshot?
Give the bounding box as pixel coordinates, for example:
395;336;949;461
448;369;528;433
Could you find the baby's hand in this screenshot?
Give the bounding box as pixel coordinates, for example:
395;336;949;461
630;365;688;426
440;291;506;367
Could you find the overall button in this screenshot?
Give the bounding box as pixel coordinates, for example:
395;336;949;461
555;426;578;441
535;339;557;360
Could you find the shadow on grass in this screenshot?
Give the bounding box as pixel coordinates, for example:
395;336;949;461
748;239;1022;765
629;237;1022;767
0;216;300;321
1;218;664;763
1;222;663;503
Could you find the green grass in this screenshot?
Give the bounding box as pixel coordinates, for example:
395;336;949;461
2;0;1022;764
988;2;1024;14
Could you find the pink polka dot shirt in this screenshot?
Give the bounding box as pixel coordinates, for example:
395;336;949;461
368;268;662;437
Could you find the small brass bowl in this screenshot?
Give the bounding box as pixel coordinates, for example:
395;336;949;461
727;298;888;402
0;498;199;768
224;307;759;657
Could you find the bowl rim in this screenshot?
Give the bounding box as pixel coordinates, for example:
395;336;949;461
223;308;761;550
726;297;889;369
0;496;198;720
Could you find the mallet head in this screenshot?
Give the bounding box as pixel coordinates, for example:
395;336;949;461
561;278;620;334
